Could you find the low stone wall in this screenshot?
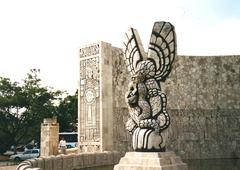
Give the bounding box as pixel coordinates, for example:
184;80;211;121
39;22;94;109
16;151;121;170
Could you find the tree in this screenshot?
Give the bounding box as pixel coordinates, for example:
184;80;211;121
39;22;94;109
0;76;27;153
0;69;62;153
56;91;78;132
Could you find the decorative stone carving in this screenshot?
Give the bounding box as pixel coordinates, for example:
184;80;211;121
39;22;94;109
79;44;100;58
79;44;101;152
123;21;176;151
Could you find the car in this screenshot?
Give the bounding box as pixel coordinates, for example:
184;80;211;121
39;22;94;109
66;144;77;149
9;149;40;161
3;150;15;156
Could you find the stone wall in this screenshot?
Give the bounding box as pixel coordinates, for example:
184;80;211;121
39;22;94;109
112;53;240;159
162;55;240;159
112;47;132;154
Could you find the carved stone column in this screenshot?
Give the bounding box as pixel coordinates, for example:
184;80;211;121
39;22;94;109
78;42;120;152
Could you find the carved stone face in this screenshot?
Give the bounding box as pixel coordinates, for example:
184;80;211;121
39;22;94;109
125;81;138;106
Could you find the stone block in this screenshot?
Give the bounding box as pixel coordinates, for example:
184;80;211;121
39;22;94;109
95;152;105;166
37;157;45;170
73;153;84;169
44;156;53;170
62;154;74;170
52;155;63;170
82;153;96;167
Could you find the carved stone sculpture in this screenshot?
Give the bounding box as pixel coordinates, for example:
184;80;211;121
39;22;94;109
123;21;176;152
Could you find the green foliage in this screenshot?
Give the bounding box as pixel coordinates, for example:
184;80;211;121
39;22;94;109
0;69;77;153
57;91;78;132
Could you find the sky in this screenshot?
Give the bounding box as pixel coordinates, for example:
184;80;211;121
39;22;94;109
0;0;240;94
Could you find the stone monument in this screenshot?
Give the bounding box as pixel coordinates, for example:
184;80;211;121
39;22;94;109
40;118;59;156
78;42;122;152
114;21;187;169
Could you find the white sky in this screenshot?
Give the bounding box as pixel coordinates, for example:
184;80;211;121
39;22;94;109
0;0;240;94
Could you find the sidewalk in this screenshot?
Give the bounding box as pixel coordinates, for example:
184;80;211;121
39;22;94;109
0;165;17;170
0;155;18;169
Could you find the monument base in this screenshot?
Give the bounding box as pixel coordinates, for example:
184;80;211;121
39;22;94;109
114;151;188;170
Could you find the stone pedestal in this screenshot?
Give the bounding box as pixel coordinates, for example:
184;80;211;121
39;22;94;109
114;151;188;170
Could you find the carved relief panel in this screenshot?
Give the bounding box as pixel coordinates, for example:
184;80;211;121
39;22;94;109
79;44;101;152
